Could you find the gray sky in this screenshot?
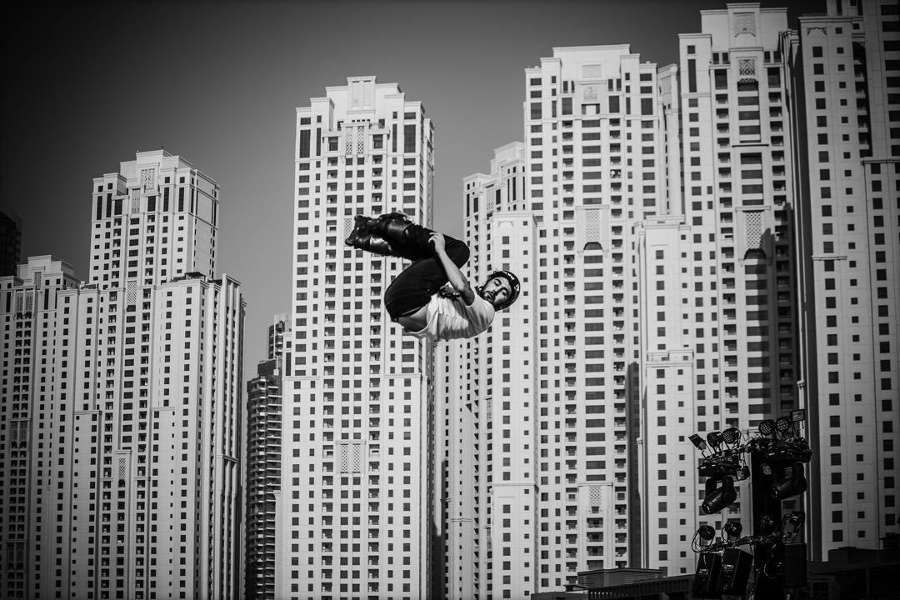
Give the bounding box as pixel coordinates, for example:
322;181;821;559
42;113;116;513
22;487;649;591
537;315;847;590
1;0;822;373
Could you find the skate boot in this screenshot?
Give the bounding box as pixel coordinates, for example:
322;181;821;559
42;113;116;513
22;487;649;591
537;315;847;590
345;215;395;256
368;213;434;261
344;215;373;247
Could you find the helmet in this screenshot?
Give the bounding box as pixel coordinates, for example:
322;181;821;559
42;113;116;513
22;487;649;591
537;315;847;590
483;270;520;310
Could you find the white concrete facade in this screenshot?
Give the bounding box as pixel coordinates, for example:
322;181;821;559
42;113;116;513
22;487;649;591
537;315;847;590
246;317;288;600
646;3;803;576
51;273;244;600
438;143;528;600
637;218;701;577
90;150;218;289
443;42;680;597
0;257;79;600
442;4;816;589
0;152;245;600
279;76;436;600
785;0;900;560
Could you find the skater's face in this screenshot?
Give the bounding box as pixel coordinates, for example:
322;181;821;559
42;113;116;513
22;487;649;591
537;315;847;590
481;276;513;309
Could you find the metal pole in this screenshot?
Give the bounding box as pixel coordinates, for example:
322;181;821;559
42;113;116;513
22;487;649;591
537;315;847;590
750;448;784;600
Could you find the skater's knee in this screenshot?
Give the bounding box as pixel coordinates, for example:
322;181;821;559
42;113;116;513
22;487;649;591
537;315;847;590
447;240;470;267
383;286;398;311
383;292;400;320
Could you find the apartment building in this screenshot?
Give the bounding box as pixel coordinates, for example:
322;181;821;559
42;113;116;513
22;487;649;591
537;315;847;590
247;316;287;600
785;0;900;559
279;76;436;599
0;150;245;600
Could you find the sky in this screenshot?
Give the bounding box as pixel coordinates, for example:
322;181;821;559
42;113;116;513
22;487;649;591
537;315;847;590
1;0;823;374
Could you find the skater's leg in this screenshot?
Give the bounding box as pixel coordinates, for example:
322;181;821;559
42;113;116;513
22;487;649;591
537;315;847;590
442;236;470;268
348;213;461;262
384;240;470;320
384;263;435;320
348;212;469;265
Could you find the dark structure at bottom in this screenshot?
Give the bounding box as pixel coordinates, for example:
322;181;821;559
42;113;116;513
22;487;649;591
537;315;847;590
532;546;900;600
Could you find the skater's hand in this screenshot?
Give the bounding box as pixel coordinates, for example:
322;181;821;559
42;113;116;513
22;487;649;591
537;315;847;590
433;233;474;306
429;233;446;254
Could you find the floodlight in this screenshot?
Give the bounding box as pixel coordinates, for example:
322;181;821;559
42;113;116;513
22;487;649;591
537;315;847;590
771;462;807;500
723;520;743;539
698;524;716;541
689;434;708;452
721;427;741;445
707;431;723;452
702;476;737;514
758;419;776;436
791;409;807;422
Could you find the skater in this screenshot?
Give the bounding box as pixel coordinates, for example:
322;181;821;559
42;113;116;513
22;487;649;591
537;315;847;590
345;212;520;341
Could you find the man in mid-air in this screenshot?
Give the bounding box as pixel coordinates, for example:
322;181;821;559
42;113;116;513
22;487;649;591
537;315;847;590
345;212;520;341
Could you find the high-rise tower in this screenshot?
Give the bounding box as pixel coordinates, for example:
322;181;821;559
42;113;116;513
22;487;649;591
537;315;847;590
442;45;678;597
0;150;245;600
641;4;802;576
0;257;79;599
441;5;811;591
436;142;528;600
785;0;900;559
280;76;435;599
90;150;218;286
439;2;895;593
246;315;288;600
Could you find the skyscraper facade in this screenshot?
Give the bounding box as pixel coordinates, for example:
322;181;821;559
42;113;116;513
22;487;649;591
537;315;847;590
89;151;218;289
0;256;79;600
439;1;900;591
279;76;436;599
246;315;287;600
0;150;245;600
785;0;900;560
441;3;828;592
646;4;802;575
436;142;527;600
442;44;683;597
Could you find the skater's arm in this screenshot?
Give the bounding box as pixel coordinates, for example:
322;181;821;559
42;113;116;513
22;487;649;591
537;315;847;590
431;233;476;306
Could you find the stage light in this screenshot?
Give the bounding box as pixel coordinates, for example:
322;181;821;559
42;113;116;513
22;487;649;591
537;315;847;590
690;434;708;452
721;427;740;445
707;431;723;451
702;476;737;514
723;520;742;539
758;419;776;436
698;524;716;541
771;462;807;500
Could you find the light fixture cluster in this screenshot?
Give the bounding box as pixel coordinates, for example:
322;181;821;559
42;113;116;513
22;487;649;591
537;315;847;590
690;427;749;515
689;409;813;599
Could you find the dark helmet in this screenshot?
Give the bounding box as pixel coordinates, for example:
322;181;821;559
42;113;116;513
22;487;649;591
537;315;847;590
484;270;520;311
